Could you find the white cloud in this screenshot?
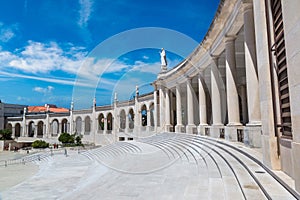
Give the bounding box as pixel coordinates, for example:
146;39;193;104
33;86;54;94
0;39;180;96
17;96;31;102
0;41;87;74
0;71;93;87
78;0;93;28
131;61;161;75
0;29;15;42
0;22;18;42
0;51;17;65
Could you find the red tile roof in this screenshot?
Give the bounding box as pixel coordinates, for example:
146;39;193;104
28;105;69;113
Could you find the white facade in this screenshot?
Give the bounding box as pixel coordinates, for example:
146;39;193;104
6;0;300;193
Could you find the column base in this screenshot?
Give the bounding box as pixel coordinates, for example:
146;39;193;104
261;134;281;170
186;124;197;134
146;126;154;132
244;125;262;147
292;142;300;192
210;125;224;138
175;124;185;133
197;124;208;135
280;137;293;177
225;125;243;142
164;124;172;132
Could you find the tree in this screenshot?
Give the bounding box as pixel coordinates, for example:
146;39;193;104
58;133;74;144
0;129;12;140
32;140;49;148
75;135;82;145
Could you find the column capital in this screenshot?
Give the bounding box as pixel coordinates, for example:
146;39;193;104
210;55;219;63
242;0;252;6
186;76;193;83
151;82;157;90
243;3;253;13
224;35;237;43
198;71;205;78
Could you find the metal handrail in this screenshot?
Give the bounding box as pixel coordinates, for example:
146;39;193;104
0;149;64;167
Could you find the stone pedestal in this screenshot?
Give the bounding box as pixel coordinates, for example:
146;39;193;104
210;125;224;138
175;124;184;133
186;124;197;134
244;125;262;147
280;138;293;177
164;124;172;132
198;124;207;135
161;64;167;72
186;79;196;133
261;134;281;170
292;142;300;192
225;125;243;142
146;126;151;132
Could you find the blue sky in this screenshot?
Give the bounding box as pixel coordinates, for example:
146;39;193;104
0;0;219;109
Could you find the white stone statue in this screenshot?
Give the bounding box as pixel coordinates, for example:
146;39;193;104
114;92;118;102
160;48;167;66
136;86;139;96
70;101;74;111
93;97;96;107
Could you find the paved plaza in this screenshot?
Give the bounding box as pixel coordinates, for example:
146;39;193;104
0;133;298;200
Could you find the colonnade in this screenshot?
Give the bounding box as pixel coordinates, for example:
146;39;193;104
155;4;262;147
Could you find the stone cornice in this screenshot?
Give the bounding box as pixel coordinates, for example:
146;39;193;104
155;0;245;89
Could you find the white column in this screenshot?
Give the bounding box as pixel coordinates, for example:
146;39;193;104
113;113;117;137
58;122;62;135
210;56;224;138
103;118;107;134
175;84;184;132
159;87;165;130
22;112;26;137
239;85;248;124
224;37;242;141
125;111;130;133
198;73;207;135
92;109;97;144
45;113;49;138
186;78;196;134
12;126;15;138
211;57;222;125
81;121;85;135
34;124;38;138
244;5;261;125
243;4;262;148
146;109;151;131
281;0;300;192
43;124;46;138
225;37;241;126
25;125;28;137
165;88;171;131
252;0;280;170
69;102;74;135
153;89;158;132
198;73;207;125
170;91;174;127
134;93;140;133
